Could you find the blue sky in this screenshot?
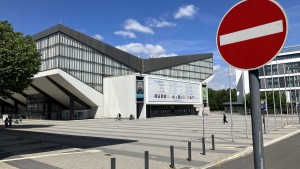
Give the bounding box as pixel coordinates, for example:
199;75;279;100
1;0;300;90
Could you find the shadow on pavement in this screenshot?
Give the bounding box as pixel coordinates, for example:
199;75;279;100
3;124;54;129
0;128;137;160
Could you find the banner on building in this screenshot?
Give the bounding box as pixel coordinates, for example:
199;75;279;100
147;77;200;103
202;86;208;101
136;80;144;99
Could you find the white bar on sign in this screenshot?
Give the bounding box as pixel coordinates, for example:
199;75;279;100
220;20;283;46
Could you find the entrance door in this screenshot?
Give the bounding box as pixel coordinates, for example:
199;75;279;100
136;103;143;119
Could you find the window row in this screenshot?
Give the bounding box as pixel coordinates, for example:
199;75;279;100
261;76;300;89
60;44;103;63
172;64;213;72
150;71;210;80
67;70;103;84
40;45;60;59
274;54;300;61
59;45;133;70
40;58;58;71
259;62;300;76
60;33;92;50
150;67;212;77
189;60;213;67
149;73;210;82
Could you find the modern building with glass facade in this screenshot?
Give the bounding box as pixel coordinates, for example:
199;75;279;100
0;24;214;119
236;45;300;105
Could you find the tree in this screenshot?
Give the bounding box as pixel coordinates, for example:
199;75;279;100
0;20;41;98
208;88;237;111
245;91;287;113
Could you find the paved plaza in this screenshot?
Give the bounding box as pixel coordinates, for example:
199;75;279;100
0;113;300;169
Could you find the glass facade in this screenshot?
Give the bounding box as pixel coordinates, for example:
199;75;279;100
36;33;136;93
259;62;300;89
35;32;213;92
27;94;62;119
258;45;300;102
147;58;213;82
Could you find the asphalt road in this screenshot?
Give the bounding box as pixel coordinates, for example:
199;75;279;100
210;132;300;169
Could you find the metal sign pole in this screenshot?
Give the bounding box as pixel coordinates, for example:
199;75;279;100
283;64;289;125
271;64;277;130
297;72;300;124
249;69;265;169
202;109;205;138
243;71;248;138
263;66;270;133
228;66;234;142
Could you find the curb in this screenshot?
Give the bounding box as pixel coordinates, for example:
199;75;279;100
199;128;300;169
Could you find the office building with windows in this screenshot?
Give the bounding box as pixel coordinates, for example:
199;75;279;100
0;24;214;119
236;45;300;105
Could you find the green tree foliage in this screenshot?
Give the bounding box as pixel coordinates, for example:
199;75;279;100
0;20;41;98
208;88;237;111
245;91;287;113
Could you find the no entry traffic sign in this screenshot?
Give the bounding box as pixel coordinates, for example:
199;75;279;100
216;0;288;70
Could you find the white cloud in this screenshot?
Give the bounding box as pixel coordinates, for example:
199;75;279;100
124;19;154;34
208;64;236;90
156;53;177;58
213;64;221;71
174;4;198;19
114;30;137;38
146;18;177;28
116;43;177;58
93;34;104;41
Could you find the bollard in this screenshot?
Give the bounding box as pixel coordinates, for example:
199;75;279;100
111;158;116;169
170;145;175;168
187;141;191;161
145;151;149;169
211;135;215;150
202;137;206;155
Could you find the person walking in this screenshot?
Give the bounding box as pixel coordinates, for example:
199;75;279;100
4;117;8;128
8;117;12;128
223;114;228;124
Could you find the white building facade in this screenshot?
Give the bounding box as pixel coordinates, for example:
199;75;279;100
236;45;300;103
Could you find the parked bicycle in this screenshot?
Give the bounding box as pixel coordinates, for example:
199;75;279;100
129;114;135;120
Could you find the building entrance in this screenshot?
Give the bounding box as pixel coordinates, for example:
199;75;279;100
27;94;62;119
146;105;197;118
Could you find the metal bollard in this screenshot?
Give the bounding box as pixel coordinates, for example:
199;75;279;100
211;135;215;150
145;151;149;169
111;158;116;169
187;141;191;161
202;137;206;155
170;145;175;168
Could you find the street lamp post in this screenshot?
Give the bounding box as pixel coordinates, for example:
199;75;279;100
297;71;300;124
228;66;234;142
283;64;289;125
288;67;300;124
263;66;270;132
271;64;277;130
276;60;284;128
243;71;248;138
293;70;298;125
288;67;294;125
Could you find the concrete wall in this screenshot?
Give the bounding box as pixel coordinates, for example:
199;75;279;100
104;74;136;118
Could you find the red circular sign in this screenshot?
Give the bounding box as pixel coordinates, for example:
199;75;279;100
216;0;288;70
